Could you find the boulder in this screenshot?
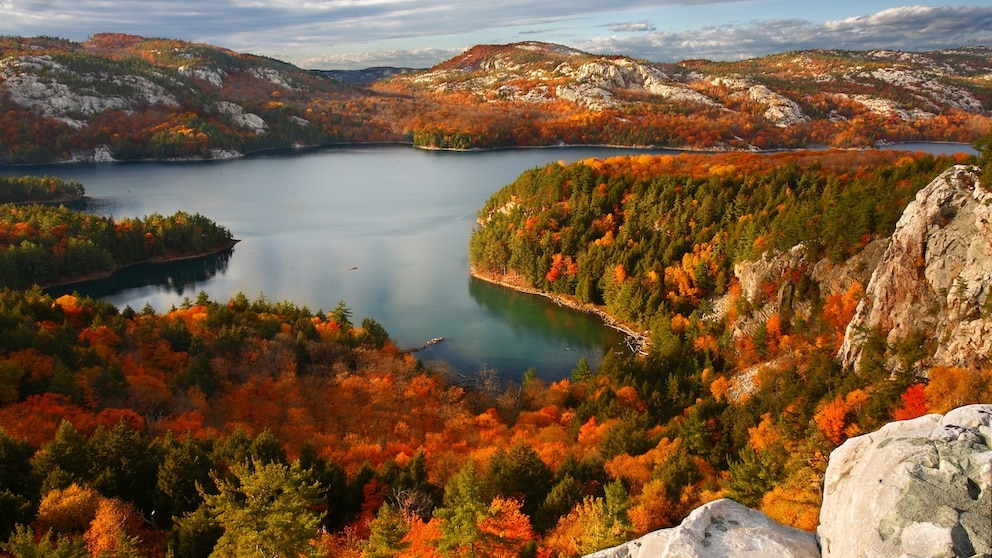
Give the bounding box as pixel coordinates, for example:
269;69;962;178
585;498;819;558
818;404;992;558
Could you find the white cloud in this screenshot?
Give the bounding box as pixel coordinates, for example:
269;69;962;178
606;21;657;33
301;47;465;69
579;5;992;62
1;2;989;69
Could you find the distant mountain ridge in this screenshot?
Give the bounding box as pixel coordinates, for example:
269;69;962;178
311;67;421;85
0;34;989;163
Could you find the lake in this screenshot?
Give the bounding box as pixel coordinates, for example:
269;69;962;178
1;142;977;381
2;146;665;381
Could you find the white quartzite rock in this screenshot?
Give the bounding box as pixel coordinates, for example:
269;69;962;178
584;498;819;558
838;165;992;372
818;404;992;558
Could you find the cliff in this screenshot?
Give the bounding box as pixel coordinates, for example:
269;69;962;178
838;165;992;373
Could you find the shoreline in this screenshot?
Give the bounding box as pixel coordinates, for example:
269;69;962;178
469;266;651;356
39;239;240;291
0;139;975;168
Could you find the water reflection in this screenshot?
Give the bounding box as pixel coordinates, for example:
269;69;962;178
468;276;621;348
47;249;234;302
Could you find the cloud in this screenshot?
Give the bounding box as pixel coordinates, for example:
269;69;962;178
0;0;732;45
606;21;657;33
301;47;465;69
1;2;989;69
579;5;992;62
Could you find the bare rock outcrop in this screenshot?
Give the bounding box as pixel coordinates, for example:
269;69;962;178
585;498;819;558
838;165;992;372
818;404;992;558
584;406;992;558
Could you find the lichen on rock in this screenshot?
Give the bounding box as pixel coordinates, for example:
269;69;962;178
818;404;992;558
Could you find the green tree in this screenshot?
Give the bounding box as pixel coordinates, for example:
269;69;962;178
87;420;159;513
331;300;353;333
724;446;785;508
435;461;485;557
534;474;582;533
32;421;91;493
359;317;391;349
169;505;223;558
2;524;87;558
0;429;38;539
363;502;410;558
203;460;322;558
156;434;212;525
249;429;287;466
484;443;553;522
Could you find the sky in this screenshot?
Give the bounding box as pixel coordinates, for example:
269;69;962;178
1;1;991;70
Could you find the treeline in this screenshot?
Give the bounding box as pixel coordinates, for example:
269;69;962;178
0;176;85;205
0;203;235;289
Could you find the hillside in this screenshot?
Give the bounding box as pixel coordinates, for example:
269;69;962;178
1;145;990;556
1;35;990;163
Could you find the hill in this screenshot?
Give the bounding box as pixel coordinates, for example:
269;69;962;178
1;146;990;556
1;35;990;163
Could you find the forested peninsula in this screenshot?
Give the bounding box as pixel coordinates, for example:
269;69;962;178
0;177;236;289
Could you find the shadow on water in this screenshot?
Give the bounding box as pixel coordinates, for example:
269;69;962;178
467;275;627;354
46;250;234;302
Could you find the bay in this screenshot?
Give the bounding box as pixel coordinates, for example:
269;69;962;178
2;146;661;381
1;142;977;381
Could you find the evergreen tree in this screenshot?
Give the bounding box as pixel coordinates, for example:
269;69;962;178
484;443;553;522
363;502;410;558
203;460;322;558
32;421;91;493
156;434;212;526
87;420;159;513
435;461;485;556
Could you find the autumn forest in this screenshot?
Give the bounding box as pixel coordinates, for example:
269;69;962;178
2;31;992;558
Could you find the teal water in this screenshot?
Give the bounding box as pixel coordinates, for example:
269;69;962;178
2;146;660;381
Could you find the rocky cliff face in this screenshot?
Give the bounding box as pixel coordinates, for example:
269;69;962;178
585;405;992;558
838;165;992;373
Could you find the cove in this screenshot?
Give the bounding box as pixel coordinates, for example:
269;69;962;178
2;142;976;381
2;146;667;381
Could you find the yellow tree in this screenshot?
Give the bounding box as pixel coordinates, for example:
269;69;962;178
83;497;144;557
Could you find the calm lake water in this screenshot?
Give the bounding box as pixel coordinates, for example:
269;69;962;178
2;146;668;381
1;142;977;381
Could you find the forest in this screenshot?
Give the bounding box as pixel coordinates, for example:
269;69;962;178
0;180;236;289
0;141;989;557
0;177;84;205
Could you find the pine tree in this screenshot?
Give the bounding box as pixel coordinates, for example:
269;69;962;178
203;460;322;558
435;461;485;557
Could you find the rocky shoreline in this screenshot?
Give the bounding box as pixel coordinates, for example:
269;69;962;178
469;266;650;355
